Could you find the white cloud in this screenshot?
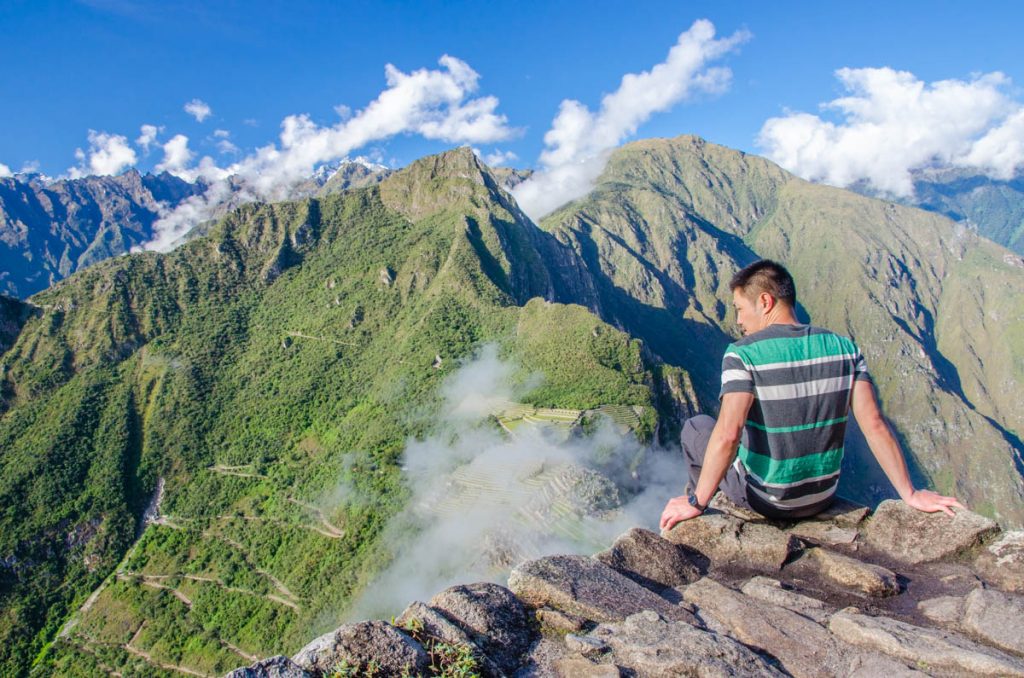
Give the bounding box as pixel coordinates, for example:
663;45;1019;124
68;130;138;178
143;54;518;251
757;68;1024;196
346;344;685;620
136;124;161;153
511;19;750;221
0;162;11;178
155;134;194;176
475;148;518;167
184;98;213;122
212;129;239;154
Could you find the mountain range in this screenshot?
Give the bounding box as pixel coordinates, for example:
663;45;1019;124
0;137;1022;676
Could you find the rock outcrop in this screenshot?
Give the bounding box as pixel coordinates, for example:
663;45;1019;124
227;499;1024;677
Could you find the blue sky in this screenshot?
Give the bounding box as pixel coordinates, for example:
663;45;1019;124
2;0;1023;221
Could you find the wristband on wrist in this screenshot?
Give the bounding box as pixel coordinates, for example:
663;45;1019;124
687;490;706;513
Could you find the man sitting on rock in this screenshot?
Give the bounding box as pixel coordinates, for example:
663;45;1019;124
660;259;963;529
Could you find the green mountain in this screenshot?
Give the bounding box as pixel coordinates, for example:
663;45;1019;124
1;138;1022;676
537;136;1024;522
0;148;689;676
850;168;1024;256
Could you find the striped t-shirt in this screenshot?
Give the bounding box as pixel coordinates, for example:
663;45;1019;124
719;323;871;515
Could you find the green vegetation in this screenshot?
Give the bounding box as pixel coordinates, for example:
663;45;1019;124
0;148;677;676
2;137;1023;675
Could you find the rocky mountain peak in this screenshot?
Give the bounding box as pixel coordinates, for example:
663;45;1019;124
379;146;499;222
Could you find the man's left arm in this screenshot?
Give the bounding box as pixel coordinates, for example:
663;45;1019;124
660;392;754;530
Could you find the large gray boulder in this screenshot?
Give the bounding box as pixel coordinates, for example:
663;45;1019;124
661;512;799;571
508;554;697;624
683;577;840;678
291;620;429;676
829;608;1024;676
428;582;531;674
588;610;785;677
974;530;1024;592
962;587;1024;655
396;601;504;677
593;527;701;590
806;547;901;597
863;500;998;564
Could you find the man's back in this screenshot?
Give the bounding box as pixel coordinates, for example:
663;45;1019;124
720;323;870;515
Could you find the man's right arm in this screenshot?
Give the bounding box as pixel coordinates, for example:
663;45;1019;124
850;379;964;516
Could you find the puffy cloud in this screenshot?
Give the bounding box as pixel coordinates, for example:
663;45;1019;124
143;54;517;251
155;134;194;176
0;162;11;178
136;124;161;153
757;68;1024;196
184;98;212;122
475;148;518;167
511;20;750;221
213;129;239;155
68;130;138;178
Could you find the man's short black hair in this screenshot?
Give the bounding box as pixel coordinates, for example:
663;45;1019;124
729;259;796;306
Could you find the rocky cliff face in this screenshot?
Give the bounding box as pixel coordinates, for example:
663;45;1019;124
0;170;205;297
229;498;1024;677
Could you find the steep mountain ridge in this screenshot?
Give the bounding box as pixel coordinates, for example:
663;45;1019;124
539;135;1024;523
0;170;205;298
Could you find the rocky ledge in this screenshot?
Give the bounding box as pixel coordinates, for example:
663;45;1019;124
227;498;1024;677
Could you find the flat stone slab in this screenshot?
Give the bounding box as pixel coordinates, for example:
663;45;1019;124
683;577;839;678
829;608;1024;676
740;576;831;624
974;530;1024;592
863;500;998;564
291;620;429;676
917;595;964;625
788;521;859;546
553;657;621;677
661;512;799;571
589;610;785;677
224;655;311;678
963;587;1024;655
594;527;701;590
508;555;697;625
808;547;900;597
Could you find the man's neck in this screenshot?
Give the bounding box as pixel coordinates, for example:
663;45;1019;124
763;305;800;328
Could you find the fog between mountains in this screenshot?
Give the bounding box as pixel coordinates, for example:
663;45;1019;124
341;343;685;622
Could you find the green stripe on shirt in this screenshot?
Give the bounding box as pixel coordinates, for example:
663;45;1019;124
738;444;844;485
745;416;848;434
730;333;858;366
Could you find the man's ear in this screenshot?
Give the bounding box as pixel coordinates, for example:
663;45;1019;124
759;291;775;313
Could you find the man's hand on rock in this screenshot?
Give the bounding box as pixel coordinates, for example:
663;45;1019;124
660;496;703;531
904;489;965;517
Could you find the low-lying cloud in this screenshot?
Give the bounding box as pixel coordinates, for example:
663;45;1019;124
343;344;684;622
0;163;11;178
511;19;749;222
758;67;1024;196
